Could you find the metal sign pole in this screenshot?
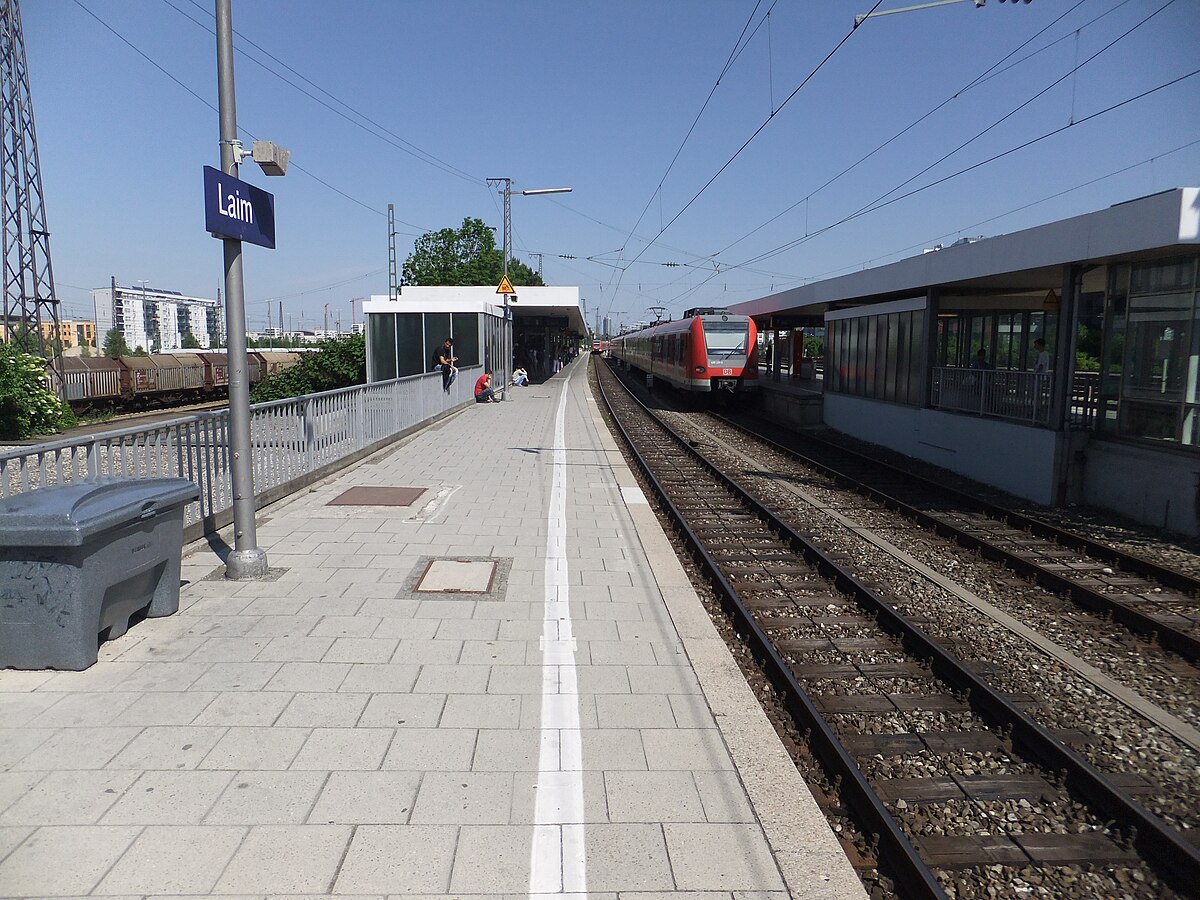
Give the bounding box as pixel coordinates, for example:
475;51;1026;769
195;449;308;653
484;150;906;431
215;0;266;579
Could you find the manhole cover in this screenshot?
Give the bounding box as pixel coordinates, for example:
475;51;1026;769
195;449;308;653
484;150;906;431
327;486;426;507
415;559;497;593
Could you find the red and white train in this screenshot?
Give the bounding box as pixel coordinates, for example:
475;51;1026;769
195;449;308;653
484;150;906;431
608;308;758;393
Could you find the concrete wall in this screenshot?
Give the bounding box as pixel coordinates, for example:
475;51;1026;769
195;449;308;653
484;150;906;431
823;395;1060;504
756;384;824;427
1081;438;1200;536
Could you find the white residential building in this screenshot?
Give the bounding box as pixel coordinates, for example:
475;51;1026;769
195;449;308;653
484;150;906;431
93;281;224;352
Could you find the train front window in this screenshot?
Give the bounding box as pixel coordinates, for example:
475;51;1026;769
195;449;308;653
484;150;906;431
704;321;749;364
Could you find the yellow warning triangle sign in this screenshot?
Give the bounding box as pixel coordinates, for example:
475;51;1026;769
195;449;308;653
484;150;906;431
496;275;516;295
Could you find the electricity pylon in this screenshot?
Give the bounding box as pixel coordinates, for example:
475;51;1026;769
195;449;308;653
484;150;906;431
0;0;63;394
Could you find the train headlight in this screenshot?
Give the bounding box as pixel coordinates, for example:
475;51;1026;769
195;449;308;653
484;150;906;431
694;366;707;374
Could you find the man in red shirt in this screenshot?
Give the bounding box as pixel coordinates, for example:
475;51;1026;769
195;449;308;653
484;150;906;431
474;370;498;403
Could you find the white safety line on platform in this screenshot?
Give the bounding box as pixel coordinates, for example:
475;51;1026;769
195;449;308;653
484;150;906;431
529;367;588;897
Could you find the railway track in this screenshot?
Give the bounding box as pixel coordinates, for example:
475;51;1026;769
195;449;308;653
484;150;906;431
593;358;1200;900
44;401;230;445
715;410;1200;662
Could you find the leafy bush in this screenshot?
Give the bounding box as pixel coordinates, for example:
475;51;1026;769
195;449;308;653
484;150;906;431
0;345;77;439
250;334;366;403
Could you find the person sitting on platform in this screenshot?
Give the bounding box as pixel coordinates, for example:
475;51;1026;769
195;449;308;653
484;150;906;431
511;366;529;387
474;370;499;403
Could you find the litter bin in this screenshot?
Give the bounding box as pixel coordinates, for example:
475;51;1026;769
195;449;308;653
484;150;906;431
0;477;199;671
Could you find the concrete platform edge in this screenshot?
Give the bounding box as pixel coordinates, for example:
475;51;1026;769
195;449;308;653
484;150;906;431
583;384;869;900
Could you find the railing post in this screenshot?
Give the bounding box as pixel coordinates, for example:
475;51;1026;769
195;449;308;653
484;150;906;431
303;397;315;473
356;387;365;450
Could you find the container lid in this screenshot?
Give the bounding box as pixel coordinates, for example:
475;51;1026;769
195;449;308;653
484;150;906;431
0;477;199;546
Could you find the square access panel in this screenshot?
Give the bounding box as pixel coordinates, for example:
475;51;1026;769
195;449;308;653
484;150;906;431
415;559;497;593
327;486;426;507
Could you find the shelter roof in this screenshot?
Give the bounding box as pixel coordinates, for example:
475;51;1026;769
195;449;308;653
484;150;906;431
731;188;1200;320
363;285;586;334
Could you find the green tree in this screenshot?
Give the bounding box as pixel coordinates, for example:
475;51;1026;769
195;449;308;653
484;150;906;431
250;334;366;402
402;217;543;287
103;328;131;358
0;344;77;439
181;332;202;349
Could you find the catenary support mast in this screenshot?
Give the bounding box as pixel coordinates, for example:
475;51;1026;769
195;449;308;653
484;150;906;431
0;0;63;394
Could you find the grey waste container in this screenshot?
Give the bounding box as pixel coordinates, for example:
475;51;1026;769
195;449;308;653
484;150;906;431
0;477;199;671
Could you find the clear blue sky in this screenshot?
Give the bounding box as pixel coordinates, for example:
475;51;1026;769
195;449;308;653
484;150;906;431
25;0;1200;333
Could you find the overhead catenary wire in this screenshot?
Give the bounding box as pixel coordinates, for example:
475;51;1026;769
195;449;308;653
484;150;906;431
810;135;1200;283
604;0;886;318
663;68;1200;309
69;0;423;232
624;0;1191;315
657;0;1187;307
166;0;485;189
612;0;777;267
698;0;1121;267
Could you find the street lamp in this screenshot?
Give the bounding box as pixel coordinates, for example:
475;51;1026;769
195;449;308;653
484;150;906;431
486;179;571;394
214;0;290;580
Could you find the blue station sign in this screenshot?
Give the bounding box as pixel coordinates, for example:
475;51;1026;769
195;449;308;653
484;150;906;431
203;165;276;249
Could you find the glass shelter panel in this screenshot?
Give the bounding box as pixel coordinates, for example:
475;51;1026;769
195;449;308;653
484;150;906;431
896;313;912;404
864;317;877;396
453;313;480;367
884;313;898;401
1098;255;1200;445
368;313;398;382
825;306;924;407
424;313;451;374
397;313;424;377
1118;292;1191;441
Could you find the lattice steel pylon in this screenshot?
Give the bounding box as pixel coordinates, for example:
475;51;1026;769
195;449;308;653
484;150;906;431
0;0;63;394
388;203;398;300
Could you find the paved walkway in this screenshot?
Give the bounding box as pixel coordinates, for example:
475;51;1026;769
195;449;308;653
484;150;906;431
0;360;866;899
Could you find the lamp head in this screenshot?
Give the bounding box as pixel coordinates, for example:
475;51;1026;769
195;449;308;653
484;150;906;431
251;141;290;176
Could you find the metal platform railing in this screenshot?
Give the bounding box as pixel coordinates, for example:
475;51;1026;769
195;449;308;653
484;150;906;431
0;367;480;531
931;367;1051;425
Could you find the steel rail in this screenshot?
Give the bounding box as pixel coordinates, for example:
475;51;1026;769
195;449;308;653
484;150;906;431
596;364;949;898
712;413;1200;665
599;362;1200;896
728;412;1200;595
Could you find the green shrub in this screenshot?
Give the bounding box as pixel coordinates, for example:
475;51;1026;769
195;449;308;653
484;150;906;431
0;345;77;439
250;334;366;403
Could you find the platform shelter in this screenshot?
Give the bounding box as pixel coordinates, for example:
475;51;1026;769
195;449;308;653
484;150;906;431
733;188;1200;535
364;286;586;389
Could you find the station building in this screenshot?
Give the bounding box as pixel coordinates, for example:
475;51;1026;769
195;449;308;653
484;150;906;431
732;188;1200;535
363;285;586;387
